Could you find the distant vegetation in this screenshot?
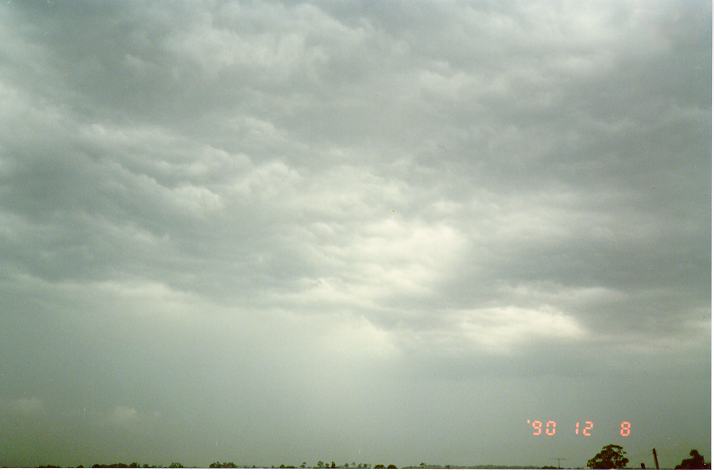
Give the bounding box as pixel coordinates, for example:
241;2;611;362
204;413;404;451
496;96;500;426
28;448;710;469
209;461;238;468
675;449;710;470
584;445;711;470
91;463;165;468
33;460;541;469
587;444;629;469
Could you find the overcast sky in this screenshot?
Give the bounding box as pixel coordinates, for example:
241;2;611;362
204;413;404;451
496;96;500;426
0;0;710;469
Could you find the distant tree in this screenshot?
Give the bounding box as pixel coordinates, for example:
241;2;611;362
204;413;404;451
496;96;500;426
331;461;336;468
301;462;307;468
387;464;397;469
169;462;184;468
587;444;629;469
374;464;385;469
675;449;711;469
209;461;237;468
317;460;324;468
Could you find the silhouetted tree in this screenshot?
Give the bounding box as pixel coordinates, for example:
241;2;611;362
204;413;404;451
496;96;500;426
168;462;184;468
317;460;324;468
374;464;385;469
209;461;237;468
587;444;629;469
675;449;711;469
387;464;397;469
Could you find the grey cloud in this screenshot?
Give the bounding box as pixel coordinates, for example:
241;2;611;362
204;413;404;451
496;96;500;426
0;0;709;468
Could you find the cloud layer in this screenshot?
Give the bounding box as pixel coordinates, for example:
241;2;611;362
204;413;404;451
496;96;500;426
0;0;710;468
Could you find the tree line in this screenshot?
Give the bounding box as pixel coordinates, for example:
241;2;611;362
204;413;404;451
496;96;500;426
587;444;710;470
34;446;710;469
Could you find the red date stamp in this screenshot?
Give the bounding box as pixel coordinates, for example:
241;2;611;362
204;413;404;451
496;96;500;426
526;419;631;438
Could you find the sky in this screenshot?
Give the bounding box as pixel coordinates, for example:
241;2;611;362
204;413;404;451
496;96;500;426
0;0;710;469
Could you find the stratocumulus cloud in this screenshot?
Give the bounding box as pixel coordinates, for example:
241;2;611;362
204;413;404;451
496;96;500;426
0;0;709;468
